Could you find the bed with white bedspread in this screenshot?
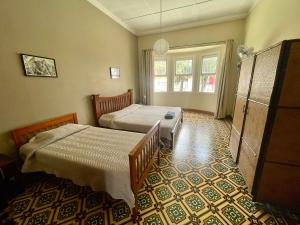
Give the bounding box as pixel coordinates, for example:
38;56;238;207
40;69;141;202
99;104;181;141
92;90;183;148
12;113;160;221
20;124;144;208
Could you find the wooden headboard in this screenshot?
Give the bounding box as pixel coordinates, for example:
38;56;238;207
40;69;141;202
12;113;78;149
91;89;133;120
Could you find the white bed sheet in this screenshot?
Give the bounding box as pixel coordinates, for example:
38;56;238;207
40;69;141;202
20;124;145;208
99;104;182;140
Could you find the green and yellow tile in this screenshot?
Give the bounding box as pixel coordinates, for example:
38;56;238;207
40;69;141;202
7;112;297;225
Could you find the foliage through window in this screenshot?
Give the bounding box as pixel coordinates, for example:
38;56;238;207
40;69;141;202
199;56;218;93
174;59;193;92
154;60;167;92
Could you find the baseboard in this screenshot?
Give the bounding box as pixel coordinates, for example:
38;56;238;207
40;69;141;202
183;108;214;116
225;115;233;122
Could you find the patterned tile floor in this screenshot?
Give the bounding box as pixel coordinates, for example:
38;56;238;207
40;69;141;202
7;112;300;225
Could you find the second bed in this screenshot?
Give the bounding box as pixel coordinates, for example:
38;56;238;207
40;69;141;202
92;89;183;148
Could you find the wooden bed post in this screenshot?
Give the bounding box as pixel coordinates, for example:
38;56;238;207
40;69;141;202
170;109;183;149
132;205;138;222
170;133;174;149
129;121;160;222
157;125;160;163
91;94;101;120
128;89;133;104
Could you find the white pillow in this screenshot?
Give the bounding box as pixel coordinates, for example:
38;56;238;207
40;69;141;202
28;131;55;143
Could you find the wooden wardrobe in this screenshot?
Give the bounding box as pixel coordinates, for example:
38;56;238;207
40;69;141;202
229;39;300;210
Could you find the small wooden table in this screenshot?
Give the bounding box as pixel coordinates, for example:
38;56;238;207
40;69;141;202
0;154;22;209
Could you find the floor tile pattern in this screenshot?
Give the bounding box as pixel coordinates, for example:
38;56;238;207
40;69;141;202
7;112;299;224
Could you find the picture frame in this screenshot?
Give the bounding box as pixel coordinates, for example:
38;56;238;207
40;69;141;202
20;54;58;78
110;67;120;79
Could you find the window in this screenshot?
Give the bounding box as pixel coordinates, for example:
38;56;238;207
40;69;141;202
174;59;193;92
199;56;218;93
154;59;167;92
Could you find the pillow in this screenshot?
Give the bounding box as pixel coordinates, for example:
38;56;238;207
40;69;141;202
28;131;55;143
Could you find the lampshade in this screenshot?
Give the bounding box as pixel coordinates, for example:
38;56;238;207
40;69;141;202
153;38;169;55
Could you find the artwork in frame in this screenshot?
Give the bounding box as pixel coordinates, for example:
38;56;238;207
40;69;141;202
20;54;58;78
110;67;120;79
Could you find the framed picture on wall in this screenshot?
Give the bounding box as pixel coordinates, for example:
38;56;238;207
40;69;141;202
110;67;120;79
20;54;58;78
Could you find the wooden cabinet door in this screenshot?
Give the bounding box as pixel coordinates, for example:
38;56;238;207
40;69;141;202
238;140;257;193
229;128;240;162
249;45;281;105
279;42;300;107
230;96;247;162
232;96;247;134
256;162;300;210
237;56;255;97
266;109;300;166
242;101;269;155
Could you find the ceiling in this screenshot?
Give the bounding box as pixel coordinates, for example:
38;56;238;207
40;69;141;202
87;0;257;36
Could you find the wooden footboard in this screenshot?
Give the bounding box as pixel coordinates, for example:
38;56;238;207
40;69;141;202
170;109;183;148
129;121;160;220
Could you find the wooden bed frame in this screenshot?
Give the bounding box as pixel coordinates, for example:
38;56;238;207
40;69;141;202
11;113;160;221
91;89;183;148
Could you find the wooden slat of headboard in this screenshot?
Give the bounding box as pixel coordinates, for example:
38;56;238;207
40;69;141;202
12;113;78;149
91;89;133;120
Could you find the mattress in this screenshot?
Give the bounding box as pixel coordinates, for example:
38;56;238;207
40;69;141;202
99;104;182;140
20;123;145;208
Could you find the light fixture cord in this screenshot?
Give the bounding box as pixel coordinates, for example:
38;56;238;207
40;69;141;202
159;0;162;51
160;0;162;39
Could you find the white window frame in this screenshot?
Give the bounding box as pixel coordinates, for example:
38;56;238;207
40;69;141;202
153;58;168;93
199;54;219;93
173;57;194;92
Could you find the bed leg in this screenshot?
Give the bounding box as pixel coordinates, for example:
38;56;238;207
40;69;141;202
173;137;175;149
170;133;174;149
132;207;138;222
132;191;139;222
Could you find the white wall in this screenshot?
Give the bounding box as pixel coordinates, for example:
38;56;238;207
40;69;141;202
245;0;300;51
138;19;245;116
0;0;139;156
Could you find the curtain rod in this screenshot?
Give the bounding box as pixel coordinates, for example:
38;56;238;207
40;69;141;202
169;40;227;50
144;40;228;52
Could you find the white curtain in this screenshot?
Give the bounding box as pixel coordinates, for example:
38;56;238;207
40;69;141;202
215;39;234;119
140;49;153;105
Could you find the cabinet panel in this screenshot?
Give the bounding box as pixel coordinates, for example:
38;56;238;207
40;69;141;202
237;56;255;97
249;45;281;105
256;162;300;210
242;101;268;155
279;42;300;107
240;140;258;168
238;140;256;193
229;127;240;162
266;109;300;166
232;96;247;134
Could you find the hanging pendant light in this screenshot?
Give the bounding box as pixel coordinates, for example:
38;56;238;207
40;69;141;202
153;0;169;55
